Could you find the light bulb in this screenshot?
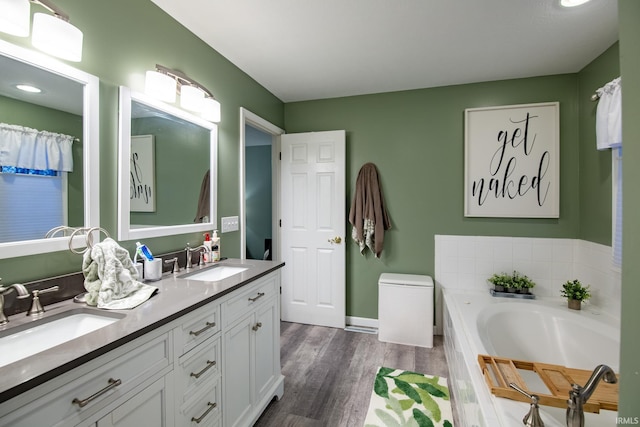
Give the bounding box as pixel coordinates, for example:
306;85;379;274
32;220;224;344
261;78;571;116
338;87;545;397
145;70;177;103
180;85;205;112
0;0;30;37
202;97;221;122
32;13;83;62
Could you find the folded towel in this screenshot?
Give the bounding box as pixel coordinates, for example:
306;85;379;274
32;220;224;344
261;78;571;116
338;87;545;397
82;238;158;309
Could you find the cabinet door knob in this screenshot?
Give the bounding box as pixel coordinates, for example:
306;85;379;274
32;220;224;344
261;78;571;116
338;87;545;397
252;322;263;331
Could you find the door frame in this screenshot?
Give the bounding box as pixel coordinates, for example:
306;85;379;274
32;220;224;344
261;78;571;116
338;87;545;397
239;108;285;260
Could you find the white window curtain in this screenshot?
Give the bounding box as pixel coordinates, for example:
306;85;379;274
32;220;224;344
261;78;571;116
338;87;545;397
595;77;622;268
0;123;74;172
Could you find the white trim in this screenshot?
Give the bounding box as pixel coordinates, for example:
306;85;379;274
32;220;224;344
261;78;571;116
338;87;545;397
0;39;99;258
346;316;379;330
239;108;284;260
117;87;218;241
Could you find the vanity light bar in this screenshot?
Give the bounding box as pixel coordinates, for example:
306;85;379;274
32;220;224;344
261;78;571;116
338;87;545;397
147;64;221;123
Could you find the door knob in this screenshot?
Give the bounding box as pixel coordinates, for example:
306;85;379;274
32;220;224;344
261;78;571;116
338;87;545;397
328;236;342;244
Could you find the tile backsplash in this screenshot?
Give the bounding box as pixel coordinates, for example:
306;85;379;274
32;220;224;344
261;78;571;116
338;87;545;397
435;235;621;327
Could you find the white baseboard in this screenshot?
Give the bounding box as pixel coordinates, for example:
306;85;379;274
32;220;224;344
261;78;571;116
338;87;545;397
346;316;378;329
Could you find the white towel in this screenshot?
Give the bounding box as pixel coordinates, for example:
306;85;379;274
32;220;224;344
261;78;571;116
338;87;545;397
82;238;157;309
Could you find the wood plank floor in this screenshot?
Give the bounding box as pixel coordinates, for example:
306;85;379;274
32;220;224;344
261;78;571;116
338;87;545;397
254;322;458;427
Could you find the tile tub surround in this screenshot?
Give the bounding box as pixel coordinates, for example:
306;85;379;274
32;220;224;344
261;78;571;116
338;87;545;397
434;235;621;334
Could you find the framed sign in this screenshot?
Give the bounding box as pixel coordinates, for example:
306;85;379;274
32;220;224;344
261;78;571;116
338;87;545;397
130;134;155;212
464;102;559;218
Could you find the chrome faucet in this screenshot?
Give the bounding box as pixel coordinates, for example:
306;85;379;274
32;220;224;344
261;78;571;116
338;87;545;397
186;244;210;270
509;383;545;427
0;280;30;325
566;364;617;427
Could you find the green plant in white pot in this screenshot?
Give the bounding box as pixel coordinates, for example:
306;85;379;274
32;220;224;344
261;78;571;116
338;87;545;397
560;279;591;310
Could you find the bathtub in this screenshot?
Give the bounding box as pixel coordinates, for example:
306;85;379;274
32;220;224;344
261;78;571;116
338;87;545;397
443;288;620;427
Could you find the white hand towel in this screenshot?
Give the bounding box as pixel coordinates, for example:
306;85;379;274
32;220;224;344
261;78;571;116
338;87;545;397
82;238;157;309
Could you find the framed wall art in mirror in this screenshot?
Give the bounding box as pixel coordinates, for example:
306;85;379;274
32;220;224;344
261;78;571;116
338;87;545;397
117;86;217;241
0;39;99;259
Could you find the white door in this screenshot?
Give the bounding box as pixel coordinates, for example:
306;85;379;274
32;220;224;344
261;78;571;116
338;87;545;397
280;130;346;328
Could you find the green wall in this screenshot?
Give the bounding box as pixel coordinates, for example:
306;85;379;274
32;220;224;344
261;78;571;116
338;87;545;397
618;0;640;416
284;74;582;319
0;0;284;283
577;43;620;245
131;116;210;226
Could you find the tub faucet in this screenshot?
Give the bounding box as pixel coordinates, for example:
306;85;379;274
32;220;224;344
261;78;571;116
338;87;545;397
0;280;30;325
566;364;617;427
509;383;545;427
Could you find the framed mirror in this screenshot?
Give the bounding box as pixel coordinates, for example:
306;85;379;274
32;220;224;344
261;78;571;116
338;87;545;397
0;39;99;259
117;86;217;241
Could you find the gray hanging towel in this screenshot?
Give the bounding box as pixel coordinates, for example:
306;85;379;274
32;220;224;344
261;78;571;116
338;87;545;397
348;163;391;258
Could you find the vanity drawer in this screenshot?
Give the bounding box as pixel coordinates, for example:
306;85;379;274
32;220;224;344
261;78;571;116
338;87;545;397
178;378;221;427
0;332;171;427
177;335;221;404
176;302;221;355
223;273;277;327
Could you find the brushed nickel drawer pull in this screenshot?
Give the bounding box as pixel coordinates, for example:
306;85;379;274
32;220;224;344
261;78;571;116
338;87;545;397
72;378;121;408
191;402;217;424
189;321;216;337
252;322;263;331
248;292;265;302
190;360;217;379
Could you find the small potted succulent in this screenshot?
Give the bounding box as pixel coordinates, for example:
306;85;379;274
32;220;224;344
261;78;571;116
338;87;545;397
488;271;536;294
560;279;591;310
488;273;511;293
512;271;535;295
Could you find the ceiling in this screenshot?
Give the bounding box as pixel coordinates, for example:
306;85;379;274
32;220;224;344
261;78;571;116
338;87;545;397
150;0;618;103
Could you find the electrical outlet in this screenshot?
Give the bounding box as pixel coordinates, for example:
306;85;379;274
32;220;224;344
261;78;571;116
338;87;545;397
221;216;239;233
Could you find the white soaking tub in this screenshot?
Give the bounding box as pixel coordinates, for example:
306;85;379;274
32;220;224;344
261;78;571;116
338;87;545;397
443;289;620;427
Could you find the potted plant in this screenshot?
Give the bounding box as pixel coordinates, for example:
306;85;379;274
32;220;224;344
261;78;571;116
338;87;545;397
512;271;535;295
488;273;511;293
560;279;591;310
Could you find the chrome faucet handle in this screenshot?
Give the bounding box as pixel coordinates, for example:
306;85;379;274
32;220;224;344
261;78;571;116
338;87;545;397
509;383;545;427
164;257;180;273
27;286;60;316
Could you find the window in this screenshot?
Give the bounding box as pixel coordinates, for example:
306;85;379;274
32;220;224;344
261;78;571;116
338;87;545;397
0;169;67;243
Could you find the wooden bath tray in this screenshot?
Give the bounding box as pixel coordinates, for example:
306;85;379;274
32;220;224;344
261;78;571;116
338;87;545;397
478;355;619;413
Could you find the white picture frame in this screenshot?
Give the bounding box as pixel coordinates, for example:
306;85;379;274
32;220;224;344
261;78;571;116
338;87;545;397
464;102;560;218
130;134;155;212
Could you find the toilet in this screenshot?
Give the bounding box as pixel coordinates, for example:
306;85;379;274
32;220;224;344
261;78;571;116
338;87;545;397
378;273;434;348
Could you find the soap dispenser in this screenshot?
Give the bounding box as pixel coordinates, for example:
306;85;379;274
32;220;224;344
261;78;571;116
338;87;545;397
203;233;212;263
211;230;220;262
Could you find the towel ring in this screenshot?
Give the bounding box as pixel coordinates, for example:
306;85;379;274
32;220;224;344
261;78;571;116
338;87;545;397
45;225;77;238
68;227;111;255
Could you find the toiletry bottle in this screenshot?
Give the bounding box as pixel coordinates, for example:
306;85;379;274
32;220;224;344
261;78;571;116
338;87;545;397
136;242;154;261
211;230;220;262
203;233;212;263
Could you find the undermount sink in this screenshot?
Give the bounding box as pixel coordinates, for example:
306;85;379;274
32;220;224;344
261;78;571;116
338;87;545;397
0;309;124;368
181;265;248;282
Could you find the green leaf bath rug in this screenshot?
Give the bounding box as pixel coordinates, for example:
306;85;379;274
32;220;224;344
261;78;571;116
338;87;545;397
364;367;454;427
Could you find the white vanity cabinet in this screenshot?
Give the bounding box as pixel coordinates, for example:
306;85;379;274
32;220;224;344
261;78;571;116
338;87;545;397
0;265;284;427
222;271;283;427
0;328;173;427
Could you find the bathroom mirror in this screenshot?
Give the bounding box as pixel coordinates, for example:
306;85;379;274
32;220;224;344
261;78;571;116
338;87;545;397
0;39;99;259
117;87;217;240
